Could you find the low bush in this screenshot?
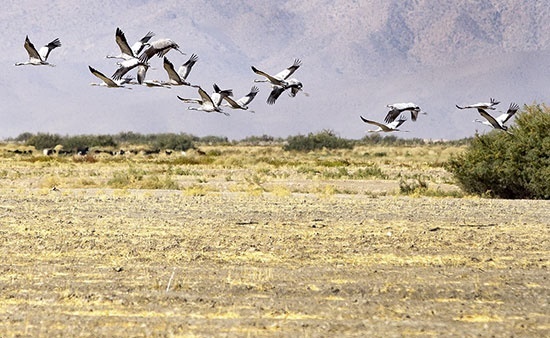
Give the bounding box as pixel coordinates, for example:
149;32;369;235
21;132;195;152
352;165;387;179
25;133;63;149
446;104;550;199
150;133;194;151
283;130;353;152
399;177;428;195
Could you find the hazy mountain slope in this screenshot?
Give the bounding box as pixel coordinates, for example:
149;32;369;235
1;0;549;140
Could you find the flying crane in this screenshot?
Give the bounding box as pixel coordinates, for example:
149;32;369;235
15;36;61;66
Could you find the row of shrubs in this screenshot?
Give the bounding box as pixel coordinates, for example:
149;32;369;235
8;130;471;153
283;130;470;151
11;132;197;152
6;103;549;199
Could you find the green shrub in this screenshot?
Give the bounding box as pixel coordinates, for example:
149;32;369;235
11;132;34;143
352;165;387;179
114;131;197;147
321;167;350;179
198;135;230;145
399;177;428;195
151;133;194;151
22;132;196;152
318;159;350;167
63;135;117;149
239;134;283;145
446;104;550;199
283;130;353;152
25;133;63;149
107;166;179;189
359;134;425;146
25;133;118;150
108;167;146;188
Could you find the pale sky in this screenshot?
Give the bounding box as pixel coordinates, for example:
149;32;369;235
2;1;549;140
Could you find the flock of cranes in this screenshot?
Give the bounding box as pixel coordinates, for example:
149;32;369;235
457;99;520;135
15;32;520;136
15;30;305;117
360;98;518;135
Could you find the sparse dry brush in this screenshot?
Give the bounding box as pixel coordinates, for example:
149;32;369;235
0;140;548;336
0;190;548;337
0;142;463;197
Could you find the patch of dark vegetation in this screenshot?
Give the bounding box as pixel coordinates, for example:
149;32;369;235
13;132;197;153
447;104;550;199
283;130;354;152
7;131;473;155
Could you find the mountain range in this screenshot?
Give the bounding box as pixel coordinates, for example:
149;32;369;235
2;0;549;140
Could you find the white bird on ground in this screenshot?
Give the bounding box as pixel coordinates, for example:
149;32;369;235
251;58;302;87
475;102;519;134
138;39;184;63
163;54;198;86
456;98;500;110
15;36;61;66
267;79;304;105
177;86;229;115
222;86;259;112
385;102;424;123
360;116;408;133
88;66;132;88
106;28;155;60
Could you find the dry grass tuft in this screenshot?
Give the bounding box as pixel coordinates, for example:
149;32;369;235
0;143;547;337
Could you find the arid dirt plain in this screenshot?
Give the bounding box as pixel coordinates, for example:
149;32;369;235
0;144;548;337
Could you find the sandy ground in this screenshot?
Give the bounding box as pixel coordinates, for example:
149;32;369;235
0;188;548;337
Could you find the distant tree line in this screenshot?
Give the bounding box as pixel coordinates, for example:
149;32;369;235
10;132;197;151
6;130;472;152
282;129;470;151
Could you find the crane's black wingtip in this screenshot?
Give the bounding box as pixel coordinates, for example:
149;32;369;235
383;115;394;124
